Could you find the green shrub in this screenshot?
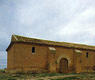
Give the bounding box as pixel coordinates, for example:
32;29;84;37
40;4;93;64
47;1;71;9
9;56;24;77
0;69;5;73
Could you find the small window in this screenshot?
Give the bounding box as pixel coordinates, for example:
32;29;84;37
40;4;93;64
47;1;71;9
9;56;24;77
86;52;88;58
32;47;35;53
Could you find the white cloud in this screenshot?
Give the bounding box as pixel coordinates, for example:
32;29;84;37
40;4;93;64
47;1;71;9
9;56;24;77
0;0;95;52
58;7;95;45
0;51;7;59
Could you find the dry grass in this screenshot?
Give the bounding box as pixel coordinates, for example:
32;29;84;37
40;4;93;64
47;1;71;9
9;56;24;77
0;69;95;80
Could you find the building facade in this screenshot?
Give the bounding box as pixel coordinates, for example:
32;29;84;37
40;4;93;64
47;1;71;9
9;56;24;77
6;35;95;73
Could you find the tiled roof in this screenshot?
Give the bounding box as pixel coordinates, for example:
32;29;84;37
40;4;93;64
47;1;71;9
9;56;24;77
6;35;95;51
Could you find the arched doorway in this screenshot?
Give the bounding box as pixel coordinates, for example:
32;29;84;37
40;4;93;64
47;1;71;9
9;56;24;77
59;58;68;73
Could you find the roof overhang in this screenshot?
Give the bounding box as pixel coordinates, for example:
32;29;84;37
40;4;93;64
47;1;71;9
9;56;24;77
6;35;95;51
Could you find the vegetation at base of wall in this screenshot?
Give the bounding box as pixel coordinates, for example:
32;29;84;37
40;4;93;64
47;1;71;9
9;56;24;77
0;73;16;80
0;69;80;80
34;73;64;77
36;73;79;77
0;69;23;80
0;71;76;80
51;77;80;80
0;69;6;73
1;69;95;80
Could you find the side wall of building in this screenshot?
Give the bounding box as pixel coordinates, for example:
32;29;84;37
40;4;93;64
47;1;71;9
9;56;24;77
7;42;95;73
13;43;48;73
7;44;15;70
47;46;75;73
79;50;95;73
48;46;95;73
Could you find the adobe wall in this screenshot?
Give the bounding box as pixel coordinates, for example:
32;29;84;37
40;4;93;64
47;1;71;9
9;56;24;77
47;46;75;73
48;46;95;73
7;42;95;73
78;50;95;73
7;44;15;70
12;43;48;73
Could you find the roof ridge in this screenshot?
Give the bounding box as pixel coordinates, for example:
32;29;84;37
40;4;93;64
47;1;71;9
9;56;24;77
9;34;95;51
12;34;95;47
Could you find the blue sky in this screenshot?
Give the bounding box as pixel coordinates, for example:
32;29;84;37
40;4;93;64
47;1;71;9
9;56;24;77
0;0;95;59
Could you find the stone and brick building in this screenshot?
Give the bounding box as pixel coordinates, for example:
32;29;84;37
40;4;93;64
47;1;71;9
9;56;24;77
6;35;95;73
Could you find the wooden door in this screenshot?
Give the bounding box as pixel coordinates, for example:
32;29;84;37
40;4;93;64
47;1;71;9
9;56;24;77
59;58;68;73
